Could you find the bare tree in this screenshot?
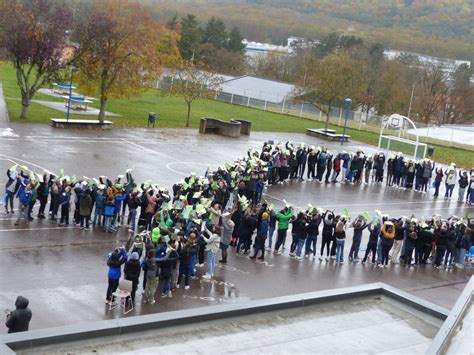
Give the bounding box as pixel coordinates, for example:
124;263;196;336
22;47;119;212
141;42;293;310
162;61;222;127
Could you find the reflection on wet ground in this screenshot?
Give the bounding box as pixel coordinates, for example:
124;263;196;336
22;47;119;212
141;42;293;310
0;125;472;332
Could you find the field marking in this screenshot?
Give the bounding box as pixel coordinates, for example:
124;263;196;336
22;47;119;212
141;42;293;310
0;226;75;232
0;154;55;175
165;161;218;177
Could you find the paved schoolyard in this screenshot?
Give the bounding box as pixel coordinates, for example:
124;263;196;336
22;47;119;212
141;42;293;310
0;123;472;332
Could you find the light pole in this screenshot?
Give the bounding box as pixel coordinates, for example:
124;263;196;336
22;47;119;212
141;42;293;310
341;98;352;146
66;66;79;122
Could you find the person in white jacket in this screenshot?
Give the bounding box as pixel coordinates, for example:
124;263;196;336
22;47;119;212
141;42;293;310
444;167;457;199
202;224;221;279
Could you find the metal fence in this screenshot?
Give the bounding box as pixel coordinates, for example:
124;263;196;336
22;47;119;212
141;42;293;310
155;80;473;151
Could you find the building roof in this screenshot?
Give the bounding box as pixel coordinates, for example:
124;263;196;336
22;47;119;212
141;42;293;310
221;75;295;103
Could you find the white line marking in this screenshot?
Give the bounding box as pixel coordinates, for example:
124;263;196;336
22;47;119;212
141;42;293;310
0;154;55;175
0;226;75;232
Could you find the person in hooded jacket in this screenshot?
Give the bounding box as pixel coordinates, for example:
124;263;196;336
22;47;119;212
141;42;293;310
5;296;32;333
362;221;381;264
319;211;335;261
305;212;321;258
434;223;449;267
124;251;142;304
143;250;158;304
79;188;93;230
106;247;127;304
176;237;196;290
457;171;468;202
348;217;368;262
158;243;179;297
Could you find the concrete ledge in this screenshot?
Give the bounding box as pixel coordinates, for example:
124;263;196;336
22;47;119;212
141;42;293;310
0;282;453;352
381;284;450;320
50;118;113;129
427;276;473;355
306;128;351;142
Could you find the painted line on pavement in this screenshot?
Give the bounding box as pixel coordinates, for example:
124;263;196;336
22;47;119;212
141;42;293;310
0;154;55;174
0;226;75;232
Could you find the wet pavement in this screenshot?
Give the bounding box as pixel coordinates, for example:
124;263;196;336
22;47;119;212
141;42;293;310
0;123;473;333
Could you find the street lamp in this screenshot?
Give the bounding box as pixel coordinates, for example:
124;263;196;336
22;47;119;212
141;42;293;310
341;98;352;146
66;65;79;122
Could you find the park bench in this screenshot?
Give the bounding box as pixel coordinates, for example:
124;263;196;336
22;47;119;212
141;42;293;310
199;117;252;137
306;128;351;142
50;118;113;129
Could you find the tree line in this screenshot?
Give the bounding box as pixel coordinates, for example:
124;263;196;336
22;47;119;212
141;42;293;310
0;0;472;127
251;33;473;128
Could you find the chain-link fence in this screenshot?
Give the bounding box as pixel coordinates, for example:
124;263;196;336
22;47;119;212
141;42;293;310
156;80;473;151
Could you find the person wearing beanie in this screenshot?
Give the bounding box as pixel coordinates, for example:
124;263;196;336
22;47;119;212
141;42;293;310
250;211;269;260
5;296;32;333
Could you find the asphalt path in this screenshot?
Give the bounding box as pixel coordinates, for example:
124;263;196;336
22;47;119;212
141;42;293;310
0;123;472;332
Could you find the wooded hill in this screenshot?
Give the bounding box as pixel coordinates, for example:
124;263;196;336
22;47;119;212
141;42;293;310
145;0;473;61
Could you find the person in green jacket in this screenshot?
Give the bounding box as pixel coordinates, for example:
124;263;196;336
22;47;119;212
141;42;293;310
273;206;294;254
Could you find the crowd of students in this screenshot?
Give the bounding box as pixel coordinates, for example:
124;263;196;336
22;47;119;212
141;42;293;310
2;141;473;307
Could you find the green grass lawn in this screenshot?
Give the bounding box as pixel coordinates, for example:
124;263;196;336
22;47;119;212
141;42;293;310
1;61;472;168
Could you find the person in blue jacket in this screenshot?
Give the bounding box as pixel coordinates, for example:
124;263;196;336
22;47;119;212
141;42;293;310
106;246;127;304
250;211;269;261
14;183;33;226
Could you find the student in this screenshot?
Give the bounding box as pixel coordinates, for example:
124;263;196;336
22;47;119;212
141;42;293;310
124;252;142;304
320;211;335;261
58;186;71;226
78;188;93;230
362;221;381;264
457;171;468;202
14;183;33;226
468;174;474;205
158;243;178;297
93;189;105;227
5;296;32;333
176;237;195;289
3;169;18;215
444;168;456;198
36;174;51;219
273;206;294;254
250;211;269;260
305;212;321;259
348;217;368;262
380;221;395;267
289;212;304;257
219;211;234;263
143;250;158;304
105;246;127;304
433;168;444;197
334;217;347;264
202;224;221;279
266;209;276;250
390;218;406;264
295;215;308;260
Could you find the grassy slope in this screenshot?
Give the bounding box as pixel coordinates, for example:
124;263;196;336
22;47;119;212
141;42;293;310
1;62;472;167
